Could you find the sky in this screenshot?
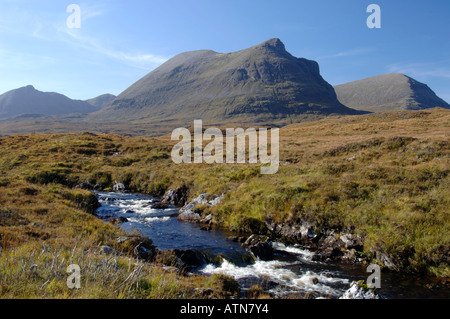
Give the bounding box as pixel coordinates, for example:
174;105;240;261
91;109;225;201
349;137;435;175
0;0;449;103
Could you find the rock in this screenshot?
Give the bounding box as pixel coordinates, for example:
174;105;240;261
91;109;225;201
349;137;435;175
115;236;157;261
376;252;398;271
200;214;212;224
172;249;207;268
312;277;319;285
177;210;202;222
242;235;274;261
312;247;343;261
208;194;224;206
125;210;135;214
342;249;358;263
151;203;169;209
161;186;188;206
340;281;381;299
134;242;156;261
177;194;224;223
113;181;126;192
109;217;128;225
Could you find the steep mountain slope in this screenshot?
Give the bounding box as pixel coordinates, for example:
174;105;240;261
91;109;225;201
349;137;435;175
86;94;116;109
94;38;365;128
0;85;99;118
334;73;450;112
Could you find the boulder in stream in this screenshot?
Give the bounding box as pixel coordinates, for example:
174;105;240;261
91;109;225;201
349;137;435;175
242;235;274;261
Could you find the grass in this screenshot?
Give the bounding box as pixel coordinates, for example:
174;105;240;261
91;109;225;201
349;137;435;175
0;108;449;298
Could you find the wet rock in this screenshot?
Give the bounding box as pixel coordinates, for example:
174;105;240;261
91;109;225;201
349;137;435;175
151;203;169;209
161;186;188;206
265;220;317;245
312;247;343;261
242;235;274;261
312;277;319;285
172;249;208;268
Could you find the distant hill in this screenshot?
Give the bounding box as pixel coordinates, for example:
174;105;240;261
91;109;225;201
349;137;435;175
93;38;365;130
334;73;450;112
0;85;100;118
86;94;116;109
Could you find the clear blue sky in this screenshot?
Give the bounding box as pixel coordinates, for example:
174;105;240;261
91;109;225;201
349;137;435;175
0;0;449;103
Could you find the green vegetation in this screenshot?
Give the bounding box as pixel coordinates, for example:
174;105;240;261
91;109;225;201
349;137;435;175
0;108;449;298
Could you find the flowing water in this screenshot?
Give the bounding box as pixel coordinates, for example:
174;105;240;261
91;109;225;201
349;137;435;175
94;191;449;299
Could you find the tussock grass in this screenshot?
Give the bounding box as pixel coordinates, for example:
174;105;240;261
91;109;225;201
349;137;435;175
0;108;449;299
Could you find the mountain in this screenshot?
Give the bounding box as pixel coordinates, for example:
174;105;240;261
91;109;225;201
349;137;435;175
86;94;116;109
334;73;450;112
0;85;100;118
93;38;365;130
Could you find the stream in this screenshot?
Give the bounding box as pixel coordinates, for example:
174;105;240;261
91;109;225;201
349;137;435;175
94;191;448;299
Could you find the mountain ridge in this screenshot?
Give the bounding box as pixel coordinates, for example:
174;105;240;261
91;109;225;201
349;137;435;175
334;73;450;112
0;85;100;118
94;38;366;129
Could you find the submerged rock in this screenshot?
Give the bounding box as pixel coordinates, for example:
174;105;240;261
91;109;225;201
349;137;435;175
151;203;169;209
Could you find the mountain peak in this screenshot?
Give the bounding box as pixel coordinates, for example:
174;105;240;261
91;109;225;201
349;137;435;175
0;85;99;118
255;38;286;51
93;38;363;135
